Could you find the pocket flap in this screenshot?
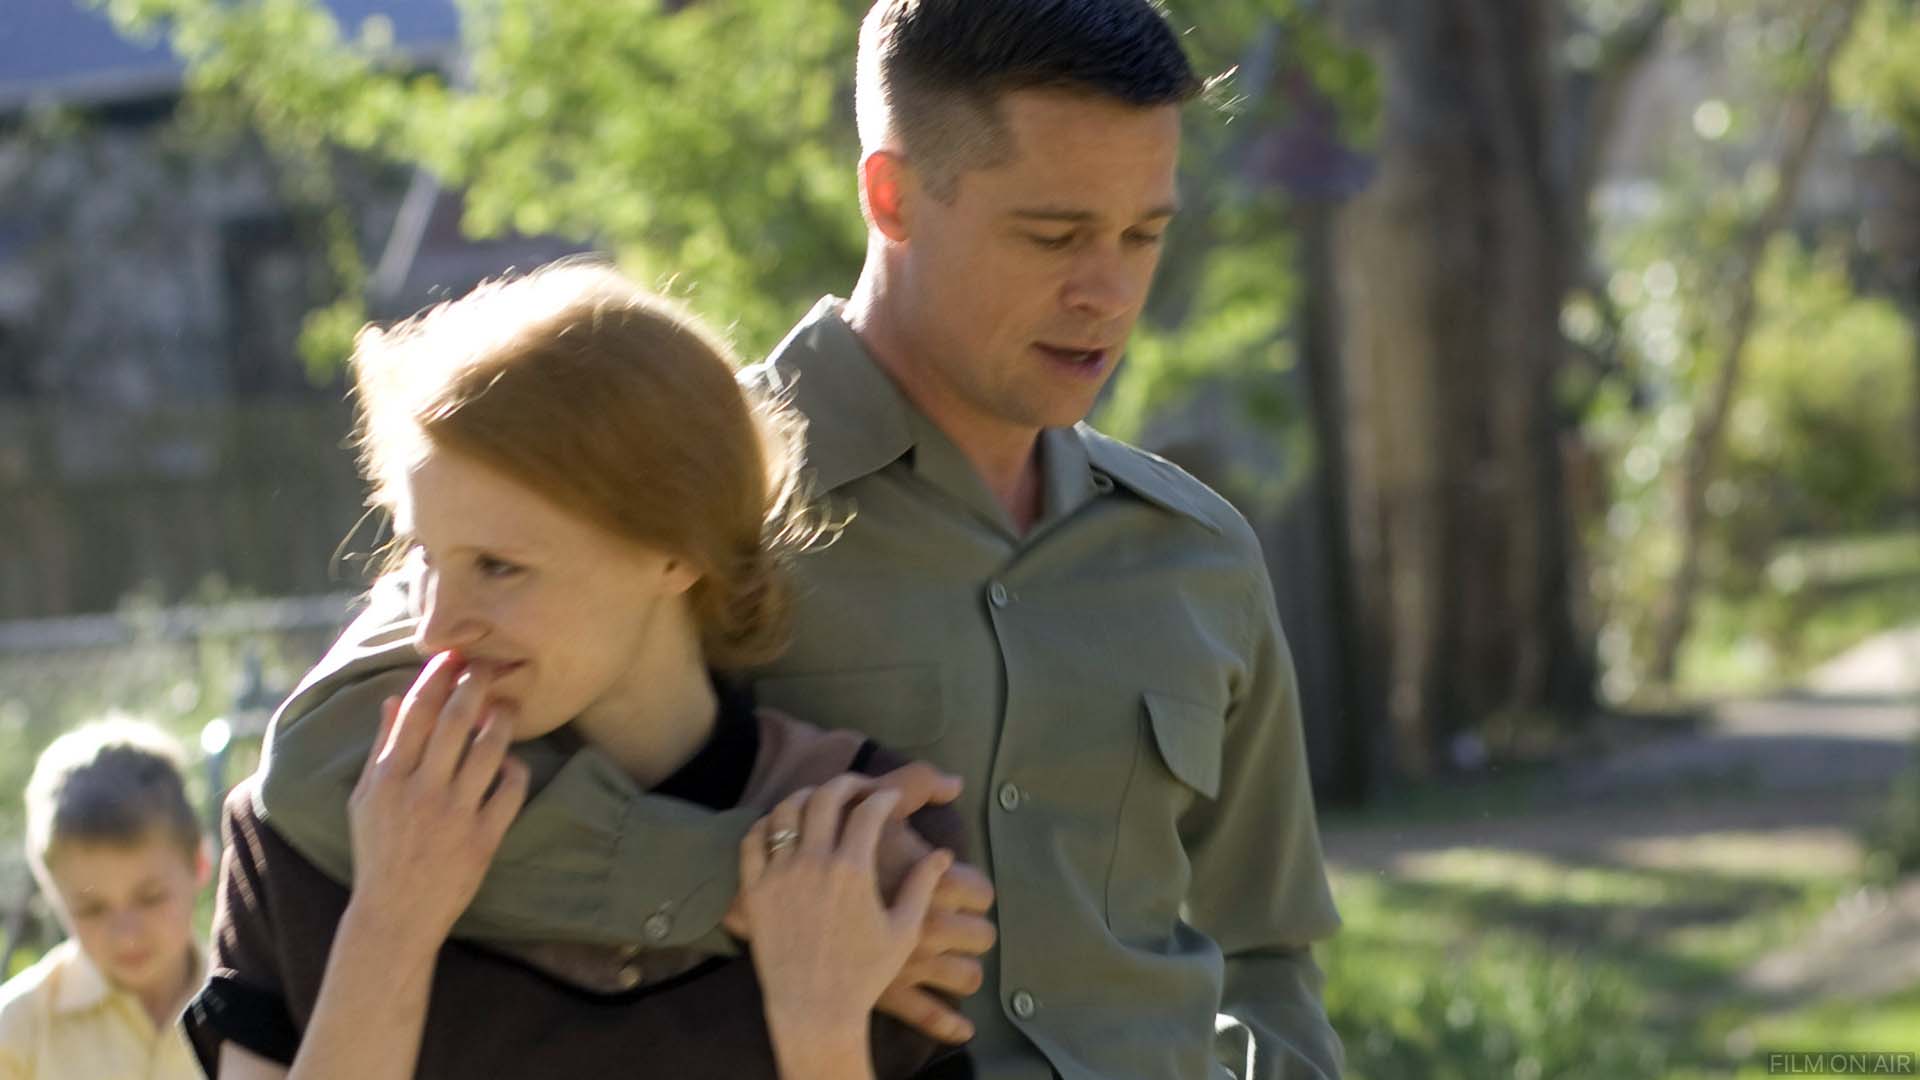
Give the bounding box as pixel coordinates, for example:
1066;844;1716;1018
1143;692;1225;799
753;664;948;749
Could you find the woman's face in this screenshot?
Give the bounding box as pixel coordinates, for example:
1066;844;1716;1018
395;447;699;741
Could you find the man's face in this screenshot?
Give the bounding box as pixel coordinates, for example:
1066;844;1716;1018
893;89;1182;435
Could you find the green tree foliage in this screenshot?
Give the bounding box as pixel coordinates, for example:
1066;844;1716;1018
98;0;869;360
1568;0;1919;696
1587;225;1915;693
1835;0;1920;140
93;0;1373;404
1733;243;1914;529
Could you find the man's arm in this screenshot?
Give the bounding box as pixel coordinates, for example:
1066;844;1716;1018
260;585;988;978
256;587;753;949
1183;554;1344;1080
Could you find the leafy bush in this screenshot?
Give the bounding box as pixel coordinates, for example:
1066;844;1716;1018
1584;228;1919;698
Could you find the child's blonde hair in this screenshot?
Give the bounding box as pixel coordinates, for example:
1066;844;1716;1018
25;717;200;882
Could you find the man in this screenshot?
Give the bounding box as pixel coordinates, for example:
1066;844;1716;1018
256;1;1342;1077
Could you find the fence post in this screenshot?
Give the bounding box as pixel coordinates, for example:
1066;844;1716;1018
202;648;281;850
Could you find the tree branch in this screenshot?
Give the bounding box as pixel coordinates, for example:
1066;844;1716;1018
1649;0;1864;681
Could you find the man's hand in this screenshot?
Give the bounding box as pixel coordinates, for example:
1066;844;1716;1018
833;761;999;1044
724;761;997;1045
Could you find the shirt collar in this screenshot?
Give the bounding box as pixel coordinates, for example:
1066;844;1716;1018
752;296;1220;534
49;940;207;1017
49;941;110;1015
749;297;914;497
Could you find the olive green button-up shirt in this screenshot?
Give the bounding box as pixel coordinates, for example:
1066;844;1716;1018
255;298;1342;1080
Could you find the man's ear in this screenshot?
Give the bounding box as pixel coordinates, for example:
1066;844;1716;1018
196;838;214;890
860;149;913;243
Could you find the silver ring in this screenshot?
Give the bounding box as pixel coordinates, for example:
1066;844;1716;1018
766;827;801;857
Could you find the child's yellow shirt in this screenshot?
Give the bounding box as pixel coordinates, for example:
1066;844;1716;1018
0;940;203;1080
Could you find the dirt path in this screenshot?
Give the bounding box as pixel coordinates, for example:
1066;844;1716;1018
1327;622;1920;862
1325;693;1916;875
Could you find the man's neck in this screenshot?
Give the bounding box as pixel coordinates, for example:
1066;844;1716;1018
842;287;1047;533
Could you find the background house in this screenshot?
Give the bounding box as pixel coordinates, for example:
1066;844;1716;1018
0;0;583;618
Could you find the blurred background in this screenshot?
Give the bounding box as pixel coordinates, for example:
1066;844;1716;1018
1;0;1916;1075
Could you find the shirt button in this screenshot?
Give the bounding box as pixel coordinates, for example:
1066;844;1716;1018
643;913;673;942
988;581;1010;607
1010;989;1038;1019
1092;473;1115;494
996;783;1022;811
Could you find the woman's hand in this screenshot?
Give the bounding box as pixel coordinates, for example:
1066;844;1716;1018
346;650;530;946
721;762;995;1046
739;777;952;1078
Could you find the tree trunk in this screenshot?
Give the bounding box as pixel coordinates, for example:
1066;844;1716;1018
1647;0;1863;684
1298;200;1386;803
1331;0;1585;776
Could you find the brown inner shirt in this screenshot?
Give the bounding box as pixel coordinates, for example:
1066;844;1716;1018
186;685;971;1079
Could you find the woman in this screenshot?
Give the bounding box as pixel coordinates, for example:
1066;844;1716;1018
183;262;968;1079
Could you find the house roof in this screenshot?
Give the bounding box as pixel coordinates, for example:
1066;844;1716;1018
0;0;459;113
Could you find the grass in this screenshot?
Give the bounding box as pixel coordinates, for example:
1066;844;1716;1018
1732;986;1920;1063
1320;766;1911;1080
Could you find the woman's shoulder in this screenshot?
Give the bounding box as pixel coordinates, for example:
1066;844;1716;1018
741;706;871;809
217;779;299;868
212;777;352;927
746;708;969;860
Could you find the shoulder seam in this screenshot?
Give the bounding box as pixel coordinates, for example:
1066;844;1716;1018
1079;425;1249;538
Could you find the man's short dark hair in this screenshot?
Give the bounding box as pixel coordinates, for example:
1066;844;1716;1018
856;0;1202;198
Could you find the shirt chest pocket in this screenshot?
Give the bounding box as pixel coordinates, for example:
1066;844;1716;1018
1142;692;1224;798
1104;691;1227;945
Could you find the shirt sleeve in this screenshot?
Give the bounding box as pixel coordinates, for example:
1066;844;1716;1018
254;588;756;952
183;787;302;1074
1182;548;1345;1080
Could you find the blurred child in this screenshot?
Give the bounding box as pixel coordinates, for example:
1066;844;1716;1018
0;719;208;1079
